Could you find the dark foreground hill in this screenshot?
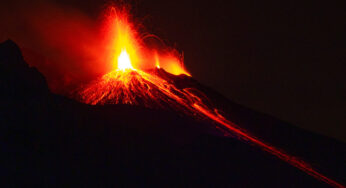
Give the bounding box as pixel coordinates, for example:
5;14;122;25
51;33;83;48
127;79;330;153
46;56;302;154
0;40;345;187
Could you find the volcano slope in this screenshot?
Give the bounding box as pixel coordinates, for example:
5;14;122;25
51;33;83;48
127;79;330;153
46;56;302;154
0;40;345;187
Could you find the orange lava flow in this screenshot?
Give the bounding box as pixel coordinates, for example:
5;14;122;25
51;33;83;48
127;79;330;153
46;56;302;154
76;67;344;188
74;5;344;188
193;104;345;188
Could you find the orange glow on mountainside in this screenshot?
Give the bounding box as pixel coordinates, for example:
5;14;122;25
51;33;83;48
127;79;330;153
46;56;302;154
72;5;344;188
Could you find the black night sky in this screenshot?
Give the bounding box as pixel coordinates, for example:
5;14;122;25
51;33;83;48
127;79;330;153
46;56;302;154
1;0;345;142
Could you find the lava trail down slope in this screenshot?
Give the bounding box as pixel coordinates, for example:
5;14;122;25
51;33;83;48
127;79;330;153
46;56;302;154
73;66;344;188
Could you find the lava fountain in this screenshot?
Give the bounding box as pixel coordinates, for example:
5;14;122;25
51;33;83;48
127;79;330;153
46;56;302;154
73;5;344;188
117;50;133;71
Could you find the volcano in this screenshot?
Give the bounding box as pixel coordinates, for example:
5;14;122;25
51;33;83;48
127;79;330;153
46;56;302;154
71;51;345;187
1;5;345;188
1;40;345;187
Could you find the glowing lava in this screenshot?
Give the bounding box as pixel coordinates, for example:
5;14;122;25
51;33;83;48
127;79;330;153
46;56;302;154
117;49;133;71
73;5;344;188
101;6;189;76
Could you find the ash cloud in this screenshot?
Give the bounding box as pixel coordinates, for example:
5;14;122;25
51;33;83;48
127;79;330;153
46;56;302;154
0;0;111;93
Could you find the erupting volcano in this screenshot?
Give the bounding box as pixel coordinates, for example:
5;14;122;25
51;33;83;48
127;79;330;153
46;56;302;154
68;6;345;188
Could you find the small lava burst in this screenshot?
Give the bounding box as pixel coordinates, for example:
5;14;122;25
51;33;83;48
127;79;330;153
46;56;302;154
73;5;344;188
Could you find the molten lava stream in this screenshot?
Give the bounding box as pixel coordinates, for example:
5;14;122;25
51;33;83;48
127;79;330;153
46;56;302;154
77;65;344;188
192;104;345;188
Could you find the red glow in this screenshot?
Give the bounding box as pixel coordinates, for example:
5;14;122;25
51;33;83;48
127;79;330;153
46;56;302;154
100;6;190;76
71;5;343;188
155;53;191;76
